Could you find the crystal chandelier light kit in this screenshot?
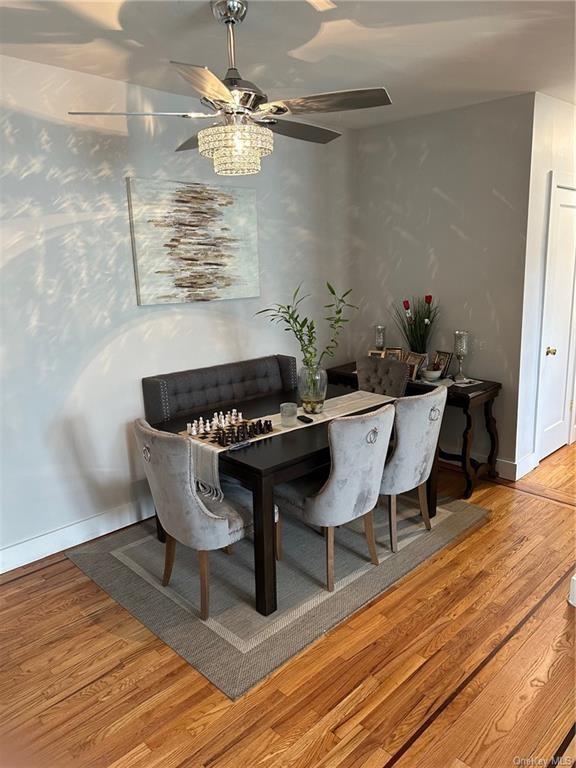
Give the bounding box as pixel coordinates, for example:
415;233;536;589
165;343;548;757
198;122;273;175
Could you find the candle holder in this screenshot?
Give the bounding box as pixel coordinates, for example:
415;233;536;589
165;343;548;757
453;330;470;382
374;324;386;351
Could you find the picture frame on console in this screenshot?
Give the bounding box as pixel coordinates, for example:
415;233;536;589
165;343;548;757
433;351;453;377
404;351;427;380
383;347;404;361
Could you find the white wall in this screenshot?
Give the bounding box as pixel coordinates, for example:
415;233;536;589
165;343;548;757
515;93;576;474
347;95;535;474
0;55;352;571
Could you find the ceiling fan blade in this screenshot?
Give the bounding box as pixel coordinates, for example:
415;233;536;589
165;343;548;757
170;61;233;104
306;0;337;10
260;87;391;116
175;135;200;152
68;111;217;118
264;119;341;144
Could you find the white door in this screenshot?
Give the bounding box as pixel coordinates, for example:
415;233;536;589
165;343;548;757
537;176;576;460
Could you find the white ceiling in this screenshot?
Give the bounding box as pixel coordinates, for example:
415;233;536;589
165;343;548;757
0;0;574;129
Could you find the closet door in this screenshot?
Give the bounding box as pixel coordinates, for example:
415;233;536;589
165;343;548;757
537;178;576;459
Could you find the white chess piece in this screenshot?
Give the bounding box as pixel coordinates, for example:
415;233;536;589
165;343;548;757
191;425;197;436
238;412;243;422
186;423;192;435
212;417;219;431
198;423;205;435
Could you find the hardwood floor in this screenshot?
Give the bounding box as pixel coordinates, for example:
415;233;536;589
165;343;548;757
491;443;576;507
1;446;574;768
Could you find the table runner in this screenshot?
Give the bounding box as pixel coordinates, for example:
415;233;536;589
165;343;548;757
180;390;394;500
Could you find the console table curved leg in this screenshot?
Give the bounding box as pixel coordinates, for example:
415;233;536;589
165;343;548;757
462;407;475;499
484;400;499;478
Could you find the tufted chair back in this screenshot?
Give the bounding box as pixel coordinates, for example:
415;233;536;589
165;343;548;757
133;419;234;551
357;356;410;398
380;386;447;496
303;404;395;527
142;355;297;424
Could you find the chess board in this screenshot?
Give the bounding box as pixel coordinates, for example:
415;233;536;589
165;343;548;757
182;409;276;448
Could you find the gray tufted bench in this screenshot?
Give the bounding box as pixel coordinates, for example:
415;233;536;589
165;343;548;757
356;356;410;398
142;355;297;425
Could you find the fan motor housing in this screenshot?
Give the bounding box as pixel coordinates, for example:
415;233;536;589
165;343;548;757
222;67;267;110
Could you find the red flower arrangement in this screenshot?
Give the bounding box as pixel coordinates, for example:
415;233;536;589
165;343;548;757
393;294;439;353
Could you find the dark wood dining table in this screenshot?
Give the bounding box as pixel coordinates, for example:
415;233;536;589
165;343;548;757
160;383;439;616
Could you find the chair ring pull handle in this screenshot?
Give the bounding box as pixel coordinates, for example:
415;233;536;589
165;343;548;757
142;445;151;462
429;406;441;422
366;427;379;445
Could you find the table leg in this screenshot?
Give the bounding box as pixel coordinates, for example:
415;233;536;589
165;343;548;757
252;476;277;616
484;400;499;478
426;444;439;518
461;406;475;498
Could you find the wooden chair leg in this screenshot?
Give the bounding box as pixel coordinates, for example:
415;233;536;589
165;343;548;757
388;495;398;553
223;545;233;555
155;512;166;543
325;527;335;592
162;535;176;586
198;550;209;620
363;510;379;565
418;483;432;530
274;516;282;561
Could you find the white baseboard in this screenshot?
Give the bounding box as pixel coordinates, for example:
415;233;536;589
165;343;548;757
512;452;540;480
441;443;538;482
0;503;154;575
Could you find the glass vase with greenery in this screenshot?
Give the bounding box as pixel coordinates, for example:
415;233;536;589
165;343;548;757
257;283;357;413
393;294;439;353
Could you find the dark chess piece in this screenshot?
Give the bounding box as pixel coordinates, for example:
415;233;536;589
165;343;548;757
255;420;263;435
248;423;256;438
265;420;273;433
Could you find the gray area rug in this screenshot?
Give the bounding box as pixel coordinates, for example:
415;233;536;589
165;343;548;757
67;496;487;699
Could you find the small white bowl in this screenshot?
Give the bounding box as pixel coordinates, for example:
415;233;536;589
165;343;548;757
421;369;443;382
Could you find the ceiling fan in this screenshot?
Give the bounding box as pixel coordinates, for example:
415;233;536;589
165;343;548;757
69;0;391;175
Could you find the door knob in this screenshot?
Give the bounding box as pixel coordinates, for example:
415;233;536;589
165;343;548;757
546;346;557;356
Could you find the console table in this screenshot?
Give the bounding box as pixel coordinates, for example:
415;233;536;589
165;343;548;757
327;362;502;499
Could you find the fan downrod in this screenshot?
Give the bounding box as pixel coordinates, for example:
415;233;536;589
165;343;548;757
211;0;248;25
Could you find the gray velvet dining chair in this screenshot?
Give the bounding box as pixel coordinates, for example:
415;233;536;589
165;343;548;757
379;386;447;552
133;418;278;620
273;404;395;592
357;356;410;397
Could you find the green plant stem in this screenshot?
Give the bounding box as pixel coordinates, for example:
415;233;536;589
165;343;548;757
256;283;357;367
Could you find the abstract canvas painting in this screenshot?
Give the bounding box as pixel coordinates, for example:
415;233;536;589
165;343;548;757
127;177;259;305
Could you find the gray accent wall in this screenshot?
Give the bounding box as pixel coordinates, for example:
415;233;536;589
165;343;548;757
346;94;536;470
